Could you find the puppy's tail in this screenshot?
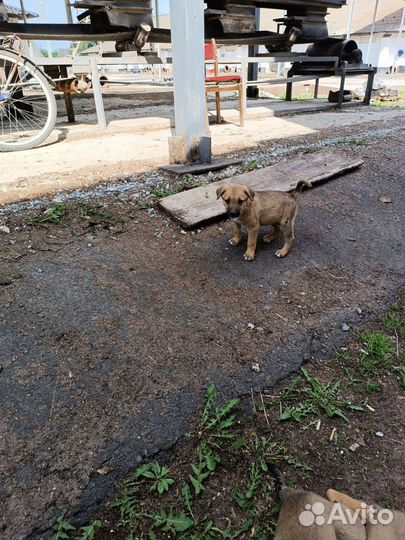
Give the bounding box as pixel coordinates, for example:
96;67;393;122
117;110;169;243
267;462;286;499
290;177;313;199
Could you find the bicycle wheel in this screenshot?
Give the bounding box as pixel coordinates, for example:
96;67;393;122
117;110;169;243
0;49;57;152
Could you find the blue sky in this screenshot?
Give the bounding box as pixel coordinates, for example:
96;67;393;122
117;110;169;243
7;0;170;22
7;0;170;49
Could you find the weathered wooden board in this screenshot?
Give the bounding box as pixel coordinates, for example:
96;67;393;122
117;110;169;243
161;157;243;175
158;151;363;228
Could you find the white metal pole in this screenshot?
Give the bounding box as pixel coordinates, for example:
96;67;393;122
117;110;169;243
168;0;211;163
64;0;73;24
19;0;27;23
346;0;356;39
366;0;379;64
393;1;405;71
154;0;162;80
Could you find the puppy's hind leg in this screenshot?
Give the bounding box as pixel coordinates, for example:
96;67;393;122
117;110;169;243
229;220;242;246
276;219;295;258
264;224;279;244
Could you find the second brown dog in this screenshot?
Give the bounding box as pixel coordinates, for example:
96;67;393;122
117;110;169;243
216;184;299;261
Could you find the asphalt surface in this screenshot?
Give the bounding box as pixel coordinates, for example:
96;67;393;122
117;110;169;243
0;134;404;540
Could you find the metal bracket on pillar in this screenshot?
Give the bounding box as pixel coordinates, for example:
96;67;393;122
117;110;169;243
247;8;260;99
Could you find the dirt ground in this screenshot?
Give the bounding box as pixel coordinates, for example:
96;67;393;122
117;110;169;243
0;126;404;539
94;303;405;540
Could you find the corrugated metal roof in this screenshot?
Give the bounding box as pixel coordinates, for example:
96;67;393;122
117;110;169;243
354;8;404;34
5;2;38;19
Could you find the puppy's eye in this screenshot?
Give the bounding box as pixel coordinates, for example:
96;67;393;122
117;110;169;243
224;198;230;203
238;199;244;204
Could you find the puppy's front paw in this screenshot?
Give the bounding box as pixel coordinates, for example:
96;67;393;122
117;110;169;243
229;237;241;246
243;251;255;261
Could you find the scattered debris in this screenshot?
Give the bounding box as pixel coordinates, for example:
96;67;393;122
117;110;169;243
247;323;255;330
0;225;10;234
346;237;357;242
379;196;392;204
349;442;360;452
251;362;260;372
356;307;363;315
342;323;350;332
375;431;384;438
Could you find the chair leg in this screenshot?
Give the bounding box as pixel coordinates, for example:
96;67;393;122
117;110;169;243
238;85;245;127
215;91;221;124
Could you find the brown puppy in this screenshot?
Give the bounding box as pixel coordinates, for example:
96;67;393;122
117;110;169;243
327;489;405;540
274;487;366;540
216;184;298;261
269;464;405;540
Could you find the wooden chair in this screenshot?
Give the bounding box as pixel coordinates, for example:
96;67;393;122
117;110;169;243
205;39;245;127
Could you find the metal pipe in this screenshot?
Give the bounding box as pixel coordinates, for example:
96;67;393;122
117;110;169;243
19;0;27;23
346;0;356;39
393;0;405;71
365;0;379;64
64;0;73;24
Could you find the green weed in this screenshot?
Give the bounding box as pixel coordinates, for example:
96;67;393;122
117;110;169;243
135;462;174;494
52;508;76;540
151;188;175;198
29;204;67;226
360;331;393;373
394;364;405;389
279;367;364;422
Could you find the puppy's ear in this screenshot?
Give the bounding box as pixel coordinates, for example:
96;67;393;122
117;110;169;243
244;187;255;201
216;186;226;200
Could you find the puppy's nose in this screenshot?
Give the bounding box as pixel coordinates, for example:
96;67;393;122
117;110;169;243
229;211;240;218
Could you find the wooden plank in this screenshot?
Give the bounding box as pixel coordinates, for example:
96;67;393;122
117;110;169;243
158;151;363;228
161;157;243;175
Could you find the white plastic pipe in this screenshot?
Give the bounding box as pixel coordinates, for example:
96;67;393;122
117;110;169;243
366;0;379;64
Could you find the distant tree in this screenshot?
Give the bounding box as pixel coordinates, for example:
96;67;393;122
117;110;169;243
40;49;60;58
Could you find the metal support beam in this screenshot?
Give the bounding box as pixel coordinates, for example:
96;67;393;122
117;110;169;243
393;1;405;71
247;8;260;98
366;0;379;64
90;56;107;129
168;0;211;164
64;0;73;24
346;0;356;39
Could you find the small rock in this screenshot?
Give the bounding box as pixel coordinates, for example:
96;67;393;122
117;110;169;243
247;323;255;329
0;225;10;234
180;230;187;235
251;362;261;372
87;243;92;247
356;437;366;447
356;307;362;315
379;196;392;204
375;431;384;437
349;443;360;452
342;323;350;332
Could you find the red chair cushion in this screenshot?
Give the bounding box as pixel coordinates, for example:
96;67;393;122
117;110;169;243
205;75;241;83
205;43;215;61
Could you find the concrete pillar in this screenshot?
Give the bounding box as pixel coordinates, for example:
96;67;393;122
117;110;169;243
168;0;211;164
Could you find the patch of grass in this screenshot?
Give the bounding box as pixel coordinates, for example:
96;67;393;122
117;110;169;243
78;204;125;225
364;381;382;392
359;331;393;373
279;367;364;423
244;159;262;172
336;137;371;146
29;203;67;226
177;174;204;192
150;187;175;198
381;306;404;335
393;364;405;389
